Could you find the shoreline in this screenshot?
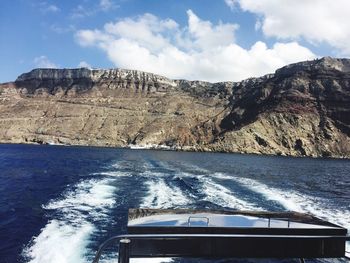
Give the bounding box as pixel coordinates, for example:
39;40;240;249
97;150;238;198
1;141;349;161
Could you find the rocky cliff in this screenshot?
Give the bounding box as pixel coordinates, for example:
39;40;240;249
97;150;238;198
0;57;349;158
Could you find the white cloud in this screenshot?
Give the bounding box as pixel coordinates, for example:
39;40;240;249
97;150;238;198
71;5;94;19
39;2;60;13
46;5;60;12
50;24;75;34
186;10;239;50
78;61;92;68
224;0;236;10
100;0;116;11
33;56;58;68
232;0;350;55
71;0;118;19
75;10;315;82
102;13;178;52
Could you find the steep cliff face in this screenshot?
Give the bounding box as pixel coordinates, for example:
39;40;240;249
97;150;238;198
15;68;178;96
0;67;230;150
0;57;349;158
216;57;350;157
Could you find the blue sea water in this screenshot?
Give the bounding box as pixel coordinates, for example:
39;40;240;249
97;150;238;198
0;144;349;263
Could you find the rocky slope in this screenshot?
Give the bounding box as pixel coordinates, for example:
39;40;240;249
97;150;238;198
0;57;349;158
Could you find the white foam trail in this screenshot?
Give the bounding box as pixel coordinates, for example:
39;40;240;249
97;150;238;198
24;178;116;263
110;161;148;171
233;177;350;253
96;171;132;177
172;162;210;174
147;162;350;259
154;163;262;211
141;179;190;209
200;176;263;210
233;177;350;226
176;164;350;227
24;220;93;263
137;172;184;263
43;179;116;220
232;177;303;212
212;172;235;180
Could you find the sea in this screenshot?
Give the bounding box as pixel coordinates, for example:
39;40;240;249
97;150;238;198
0;144;349;263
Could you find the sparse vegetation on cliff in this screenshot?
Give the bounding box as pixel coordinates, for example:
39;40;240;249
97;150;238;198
0;57;349;158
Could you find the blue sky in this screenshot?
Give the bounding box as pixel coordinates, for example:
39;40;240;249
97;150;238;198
1;0;349;82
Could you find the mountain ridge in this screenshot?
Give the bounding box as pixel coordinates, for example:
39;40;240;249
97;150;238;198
1;57;349;158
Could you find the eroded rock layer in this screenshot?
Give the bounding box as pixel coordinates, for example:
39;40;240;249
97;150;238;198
0;57;349;158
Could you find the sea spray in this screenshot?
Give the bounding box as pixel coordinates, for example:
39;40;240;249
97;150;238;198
24;178;117;263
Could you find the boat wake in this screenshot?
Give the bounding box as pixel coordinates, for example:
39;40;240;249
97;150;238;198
173;163;350;260
141;178;190;209
231;176;350;257
23;177;117;263
232;176;350;229
22;158;349;263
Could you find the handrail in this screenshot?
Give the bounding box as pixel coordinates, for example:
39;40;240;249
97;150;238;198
92;234;350;263
268;217;291;228
92;235;124;263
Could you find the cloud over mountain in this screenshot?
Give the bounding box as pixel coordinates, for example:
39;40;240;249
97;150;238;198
76;10;315;82
230;0;350;56
33;56;58;68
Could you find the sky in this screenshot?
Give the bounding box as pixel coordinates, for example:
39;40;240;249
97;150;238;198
1;0;350;83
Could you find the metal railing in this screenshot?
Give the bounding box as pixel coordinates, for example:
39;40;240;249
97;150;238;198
92;234;350;263
267;217;291;228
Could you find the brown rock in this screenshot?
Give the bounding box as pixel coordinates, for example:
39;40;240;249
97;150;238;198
0;57;349;158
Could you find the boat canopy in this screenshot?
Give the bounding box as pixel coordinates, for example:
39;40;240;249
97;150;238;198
93;208;349;263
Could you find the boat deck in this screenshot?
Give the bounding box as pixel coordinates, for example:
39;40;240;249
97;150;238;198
126;209;347;258
92;208;349;262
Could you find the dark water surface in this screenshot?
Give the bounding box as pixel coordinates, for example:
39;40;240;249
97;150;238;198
0;144;349;263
